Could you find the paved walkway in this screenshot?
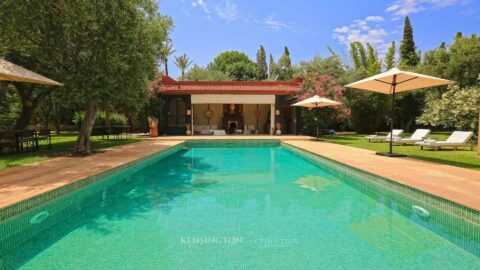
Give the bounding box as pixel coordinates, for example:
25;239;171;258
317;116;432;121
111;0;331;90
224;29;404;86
0;140;182;209
284;140;480;211
1;136;479;211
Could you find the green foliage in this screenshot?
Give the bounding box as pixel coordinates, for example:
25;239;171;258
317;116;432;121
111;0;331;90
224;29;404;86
445;34;480;87
385;41;396;70
366;44;381;76
417;85;480;132
269;54;277;79
400;16;420;67
184;64;231;81
256;45;268;80
0;0;173;153
74;111;127;129
0;84;20;130
208;51;258;81
347;45;389;132
135;87;165;133
297;54;346;84
276;46;294;81
173;53;193;80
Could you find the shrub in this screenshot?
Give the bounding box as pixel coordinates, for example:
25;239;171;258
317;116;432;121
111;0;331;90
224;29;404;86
73;111;127;129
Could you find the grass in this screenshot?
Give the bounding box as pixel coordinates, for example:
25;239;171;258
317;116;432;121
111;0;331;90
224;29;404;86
322;132;480;171
0;133;141;169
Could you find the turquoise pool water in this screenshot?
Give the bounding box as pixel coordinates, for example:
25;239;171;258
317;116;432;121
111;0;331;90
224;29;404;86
1;141;479;269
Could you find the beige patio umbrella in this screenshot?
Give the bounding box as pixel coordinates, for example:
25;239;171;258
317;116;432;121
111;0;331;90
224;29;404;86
0;58;63;86
345;68;453;157
292;95;341;140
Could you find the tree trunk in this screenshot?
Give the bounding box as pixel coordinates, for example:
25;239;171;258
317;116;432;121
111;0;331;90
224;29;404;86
164;60;168;75
13;101;35;130
74;101;98;155
478;108;479;156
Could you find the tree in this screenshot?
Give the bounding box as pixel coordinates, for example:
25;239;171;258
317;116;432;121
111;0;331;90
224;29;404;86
385;41;396;70
297;54;346;84
400;16;420;67
268;54;278;79
446;34;480;87
184;64;231;81
277;46;294;81
0;0;65;131
159;40;175;76
366;44;381;76
349;42;368;70
346;44;389;133
1;0;173;154
173;53;193;80
256;45;268;80
417;85;479;139
208;51;258;81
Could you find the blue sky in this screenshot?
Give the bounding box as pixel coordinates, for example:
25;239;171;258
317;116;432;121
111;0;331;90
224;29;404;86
159;0;480;78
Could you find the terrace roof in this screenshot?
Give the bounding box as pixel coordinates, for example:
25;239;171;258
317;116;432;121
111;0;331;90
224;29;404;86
155;75;303;95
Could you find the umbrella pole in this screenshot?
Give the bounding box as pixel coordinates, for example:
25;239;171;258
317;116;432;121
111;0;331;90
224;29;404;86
389;84;395;154
376;74;406;158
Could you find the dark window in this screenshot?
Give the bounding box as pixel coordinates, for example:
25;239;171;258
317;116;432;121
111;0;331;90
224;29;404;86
168;99;186;127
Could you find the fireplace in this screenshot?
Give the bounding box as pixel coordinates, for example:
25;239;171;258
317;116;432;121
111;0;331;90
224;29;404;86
228;121;238;133
223;104;244;134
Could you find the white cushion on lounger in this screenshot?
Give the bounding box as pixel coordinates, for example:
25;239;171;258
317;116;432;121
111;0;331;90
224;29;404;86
416;131;473;147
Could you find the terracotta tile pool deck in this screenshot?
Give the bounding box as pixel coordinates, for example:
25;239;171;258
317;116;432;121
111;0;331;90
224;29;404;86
1;136;479;212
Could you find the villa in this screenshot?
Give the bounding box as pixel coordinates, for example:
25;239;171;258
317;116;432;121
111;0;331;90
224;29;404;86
156;75;303;135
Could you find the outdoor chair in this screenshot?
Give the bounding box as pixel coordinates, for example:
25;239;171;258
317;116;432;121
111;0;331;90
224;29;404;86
416;131;474;151
18;130;37;152
365;129;404;142
36;129;52;148
92;126;107;139
389;129;431;145
0;131;17;154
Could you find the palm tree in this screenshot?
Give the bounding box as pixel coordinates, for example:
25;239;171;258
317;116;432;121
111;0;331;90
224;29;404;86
159;40;175;75
173;53;194;80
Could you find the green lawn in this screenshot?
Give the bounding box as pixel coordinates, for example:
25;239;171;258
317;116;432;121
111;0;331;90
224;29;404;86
322;132;480;171
0;133;141;169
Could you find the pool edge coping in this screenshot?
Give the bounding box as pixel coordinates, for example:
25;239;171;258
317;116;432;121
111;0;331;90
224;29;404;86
281;141;479;223
0;142;186;222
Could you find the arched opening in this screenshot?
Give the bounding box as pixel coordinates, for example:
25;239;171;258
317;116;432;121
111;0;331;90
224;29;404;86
168;99;186;127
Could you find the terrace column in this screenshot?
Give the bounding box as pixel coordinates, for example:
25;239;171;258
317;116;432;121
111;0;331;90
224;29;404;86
270;103;275;135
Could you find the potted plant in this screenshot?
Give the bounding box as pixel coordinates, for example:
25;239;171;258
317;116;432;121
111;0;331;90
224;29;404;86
145;86;164;137
275;123;282;135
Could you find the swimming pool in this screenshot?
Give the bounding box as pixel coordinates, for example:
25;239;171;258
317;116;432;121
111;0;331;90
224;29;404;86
0;140;479;269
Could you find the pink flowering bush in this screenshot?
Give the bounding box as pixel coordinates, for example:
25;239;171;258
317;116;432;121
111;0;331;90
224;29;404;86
295;73;351;134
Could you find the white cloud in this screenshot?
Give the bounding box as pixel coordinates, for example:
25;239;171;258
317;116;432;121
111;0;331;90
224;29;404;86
365;16;385;22
332;16;393;57
192;0;212;20
386;0;471;18
216;0;238;21
263;15;292;30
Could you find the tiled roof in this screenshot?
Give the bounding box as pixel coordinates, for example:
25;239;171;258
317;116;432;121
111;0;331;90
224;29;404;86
155;75;303;95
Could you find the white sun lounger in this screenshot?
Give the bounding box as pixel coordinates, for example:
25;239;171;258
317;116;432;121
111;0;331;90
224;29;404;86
416;131;474;150
388;129;431;145
366;129;403;142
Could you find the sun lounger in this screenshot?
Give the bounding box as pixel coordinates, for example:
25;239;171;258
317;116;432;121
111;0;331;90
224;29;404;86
366;129;403;142
416;131;474;150
387;129;431;145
